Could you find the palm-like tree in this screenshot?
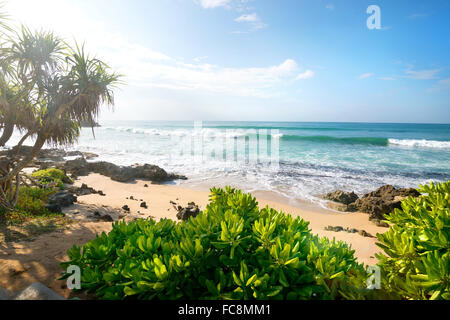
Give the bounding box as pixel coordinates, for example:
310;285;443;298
0;24;121;214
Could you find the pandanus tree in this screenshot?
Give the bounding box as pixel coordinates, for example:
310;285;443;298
0;23;120;216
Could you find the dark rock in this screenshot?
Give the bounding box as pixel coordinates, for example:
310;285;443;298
122;205;130;212
81;152;99;160
97;214;113;222
47;191;77;208
144;184;149;187
130;196;134;200
81;120;101;128
325;225;343;232
171;201;200;221
45;203;62;213
140;201;148;209
358;230;373;238
327;202;350;212
322;190;359;205
369;218;390;228
63;158;187;183
362;185;420;200
352;185;421;220
324;226;374;238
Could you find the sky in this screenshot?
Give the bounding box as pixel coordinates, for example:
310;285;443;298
4;0;450;123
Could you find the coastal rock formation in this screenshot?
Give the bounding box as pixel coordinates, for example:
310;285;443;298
349;185;421;220
63;157;187;183
322;190;358;205
1;146;98;165
324;225;374;238
324;184;421;222
171;201;200;221
46;191;77;213
67;183;105;196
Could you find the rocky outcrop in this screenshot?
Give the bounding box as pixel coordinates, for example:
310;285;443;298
324;185;421;222
348;185;421;220
46;191;77;213
67;183;105;196
63;157;187;183
324;225;374;238
80;120;101;127
322;190;358;205
1;146;98;165
171;201;200;221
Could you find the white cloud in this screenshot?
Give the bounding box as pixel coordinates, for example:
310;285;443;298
427;78;450;93
124;58;305;98
404;67;441;80
234;12;267;31
379;77;396;81
198;0;232;9
4;0;313;122
325;4;335;10
235;13;259;22
359;73;374;79
296;70;315;80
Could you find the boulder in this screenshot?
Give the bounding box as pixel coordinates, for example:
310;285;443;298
47;191;77;208
63;158;187;183
322;190;359;205
351;185;421;220
45;203;62;213
172;201;200;221
13;282;64;300
140;201;148;209
68;183;105;196
97;214;113;222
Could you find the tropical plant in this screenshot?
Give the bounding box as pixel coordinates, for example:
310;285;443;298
31;168;72;189
376;181;450;300
60;187;372;300
0;17;120;216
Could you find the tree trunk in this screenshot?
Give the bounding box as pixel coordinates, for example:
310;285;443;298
0;133;46;183
0;122;14;147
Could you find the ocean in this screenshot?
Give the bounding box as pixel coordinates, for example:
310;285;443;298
12;121;450;207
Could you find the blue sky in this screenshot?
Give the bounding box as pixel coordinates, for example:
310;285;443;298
5;0;450;123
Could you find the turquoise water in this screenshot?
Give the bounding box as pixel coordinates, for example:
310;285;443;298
15;121;450;205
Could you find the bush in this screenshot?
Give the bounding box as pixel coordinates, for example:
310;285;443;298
32;168;73;189
61;187;371;300
376;181;450;300
15;186;59;216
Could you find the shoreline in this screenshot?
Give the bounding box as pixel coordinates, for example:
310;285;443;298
0;173;387;298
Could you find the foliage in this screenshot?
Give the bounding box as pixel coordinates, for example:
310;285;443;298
14;186;59;216
61;187;372;300
0;9;120;213
31;168;73;189
376;181;450;300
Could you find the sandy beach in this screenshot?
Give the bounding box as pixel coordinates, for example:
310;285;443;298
0;173;387;298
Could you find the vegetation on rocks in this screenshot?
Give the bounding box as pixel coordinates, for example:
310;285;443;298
61;187;372;300
31;168;73;189
376;181;449;300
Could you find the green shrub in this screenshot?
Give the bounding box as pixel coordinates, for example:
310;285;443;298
376;181;450;300
32;168;73;189
15;186;59;216
61;187;371;300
